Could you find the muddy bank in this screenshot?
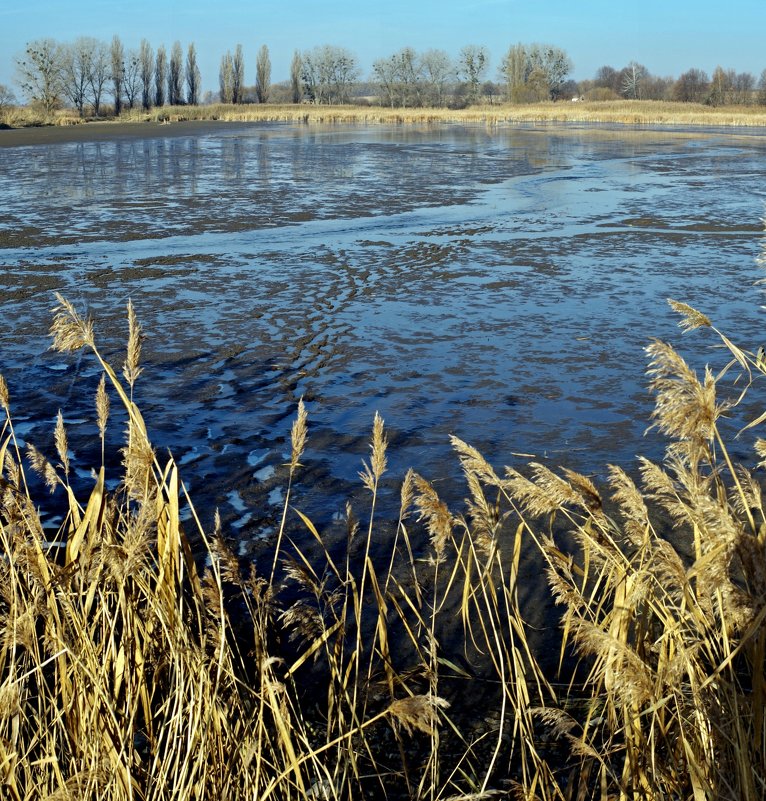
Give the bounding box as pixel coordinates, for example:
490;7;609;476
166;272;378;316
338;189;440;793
0;119;244;148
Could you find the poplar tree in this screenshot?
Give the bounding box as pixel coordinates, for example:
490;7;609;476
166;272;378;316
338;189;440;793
169;41;183;105
290;50;302;103
232;44;244;104
219;51;234;103
139;39;153;110
110;35;125;115
186;43;201;105
154;45;166;107
255;44;271;103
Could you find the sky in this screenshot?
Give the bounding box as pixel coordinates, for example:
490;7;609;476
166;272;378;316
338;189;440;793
2;0;765;97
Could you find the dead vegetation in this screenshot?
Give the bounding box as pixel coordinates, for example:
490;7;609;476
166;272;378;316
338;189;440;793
1;279;765;799
5;99;766;130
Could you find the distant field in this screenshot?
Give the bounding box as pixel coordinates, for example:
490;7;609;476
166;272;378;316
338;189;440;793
5;99;766;130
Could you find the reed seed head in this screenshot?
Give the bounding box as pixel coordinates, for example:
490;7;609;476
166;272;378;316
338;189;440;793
646;339;719;443
450;435;502;487
123;298;144;387
413;473;452;561
54;410;69;478
121;423;155;500
399;467;415;521
505;467;563;517
668;298;712;331
290;397;308;470
360;411;388;491
0;373;9;412
95;373;109;439
26;443;59;492
50;292;94;352
387;694;449;735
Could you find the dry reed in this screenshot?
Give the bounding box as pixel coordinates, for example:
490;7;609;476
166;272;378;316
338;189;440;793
113;100;766;128
0;276;765;800
5;99;766;131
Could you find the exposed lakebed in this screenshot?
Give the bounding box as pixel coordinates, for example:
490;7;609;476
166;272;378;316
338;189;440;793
1;121;765;556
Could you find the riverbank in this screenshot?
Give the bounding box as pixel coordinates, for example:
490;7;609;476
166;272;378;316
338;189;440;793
2;99;766;147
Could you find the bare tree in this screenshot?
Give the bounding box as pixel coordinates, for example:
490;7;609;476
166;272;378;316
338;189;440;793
0;84;16;114
186;43;201;105
673;68;709;103
594;65;621;93
642;74;673;101
372;54;398;107
232;44;244;103
139;39;153;110
458;45;488;104
373;47;423;107
255;44;271;103
123;49;141;109
290;50;302;103
15;38;62;113
420;49;452;106
59;39;90;116
219;51;234;103
87;39;110;115
527;44;572;100
301;45;359;104
169;41;183;105
733;71;755;105
58;37;110;116
497;43;572;103
110;35;124;115
154;45;166;107
759;69;766;105
709;65;734;106
621;61;648;99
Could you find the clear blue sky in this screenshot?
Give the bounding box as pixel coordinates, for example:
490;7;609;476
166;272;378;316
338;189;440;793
2;0;765;95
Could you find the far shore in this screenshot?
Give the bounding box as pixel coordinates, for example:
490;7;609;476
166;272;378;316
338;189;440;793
2;99;766;147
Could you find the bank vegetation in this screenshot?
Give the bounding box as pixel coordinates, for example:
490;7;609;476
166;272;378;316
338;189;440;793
5;99;766;131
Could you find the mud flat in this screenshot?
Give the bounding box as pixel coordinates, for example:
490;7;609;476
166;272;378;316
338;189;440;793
0;119;238;148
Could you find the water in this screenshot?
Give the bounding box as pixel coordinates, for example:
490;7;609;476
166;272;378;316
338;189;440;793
1;122;765;550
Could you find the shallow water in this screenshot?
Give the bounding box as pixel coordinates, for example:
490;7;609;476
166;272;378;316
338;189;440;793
1;122;765;550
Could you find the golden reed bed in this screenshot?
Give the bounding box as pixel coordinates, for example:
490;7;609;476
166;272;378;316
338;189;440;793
6;99;766;130
1;265;766;800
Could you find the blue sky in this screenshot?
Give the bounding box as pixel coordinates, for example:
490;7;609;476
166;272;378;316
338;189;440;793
2;0;765;95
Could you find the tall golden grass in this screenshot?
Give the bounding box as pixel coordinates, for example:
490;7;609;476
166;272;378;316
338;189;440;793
112;100;766;127
5;99;766;130
1;284;765;799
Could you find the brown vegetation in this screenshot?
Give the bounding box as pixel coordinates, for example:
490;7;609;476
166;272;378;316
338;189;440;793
5;100;766;131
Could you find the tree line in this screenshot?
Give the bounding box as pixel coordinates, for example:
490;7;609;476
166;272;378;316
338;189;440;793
582;62;766;105
8;36;766;116
13;36;225;116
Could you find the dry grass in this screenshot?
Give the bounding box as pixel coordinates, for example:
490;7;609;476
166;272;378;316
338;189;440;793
5;100;766;130
0;106;84;128
117;100;766;128
1;276;766;799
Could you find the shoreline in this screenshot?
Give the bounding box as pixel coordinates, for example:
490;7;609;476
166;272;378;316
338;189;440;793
3;100;766;147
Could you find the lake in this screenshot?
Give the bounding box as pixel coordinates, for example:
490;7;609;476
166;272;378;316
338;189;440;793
1;121;765;553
